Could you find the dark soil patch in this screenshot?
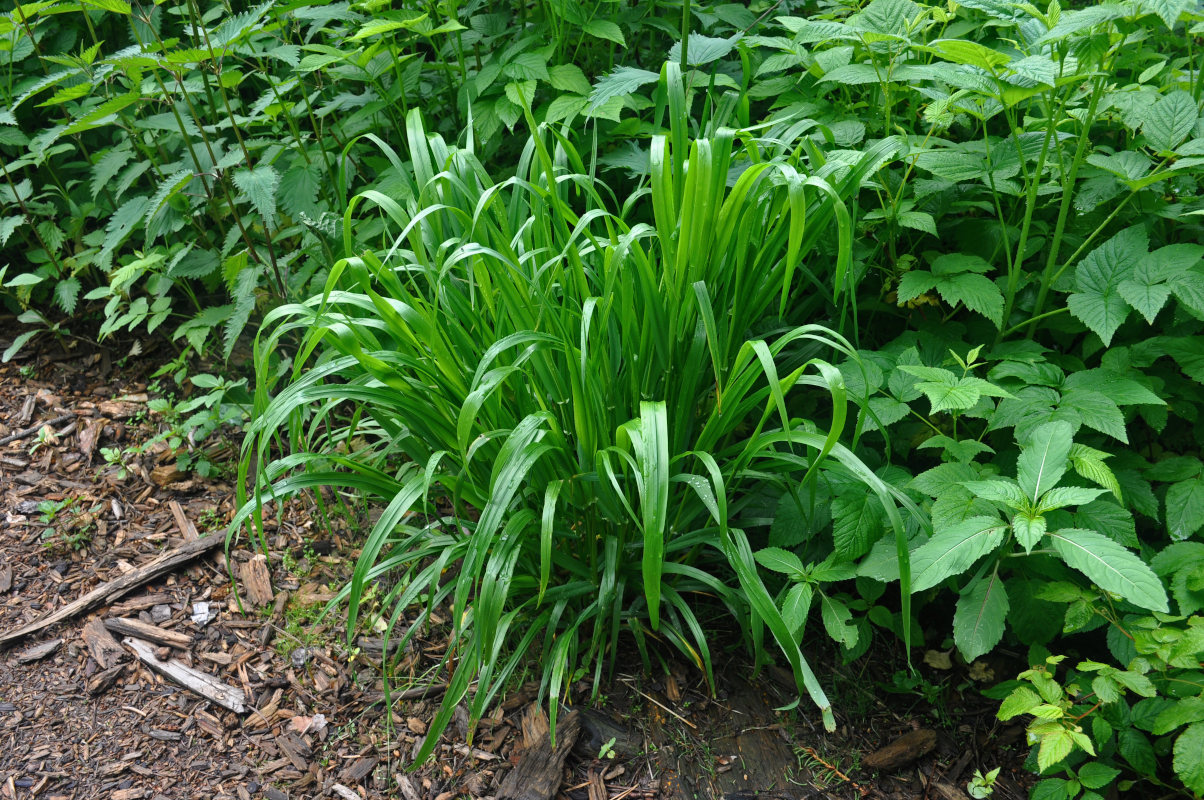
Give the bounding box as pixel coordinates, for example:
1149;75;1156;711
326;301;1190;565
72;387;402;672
0;328;1036;800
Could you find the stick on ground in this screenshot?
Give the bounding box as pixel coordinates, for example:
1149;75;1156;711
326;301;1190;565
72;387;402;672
0;534;221;648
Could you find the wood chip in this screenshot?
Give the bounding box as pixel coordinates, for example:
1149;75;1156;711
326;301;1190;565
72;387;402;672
87;664;124;696
0;565;11;594
83;618;127;669
330;786;359;800
104;617;191;649
239;554;273;607
339;758;376;785
496;707;580;800
123;637;247;713
864;728;939;771
15;638;62;663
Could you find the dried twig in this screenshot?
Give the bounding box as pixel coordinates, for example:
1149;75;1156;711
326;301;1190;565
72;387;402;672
0;413;74;447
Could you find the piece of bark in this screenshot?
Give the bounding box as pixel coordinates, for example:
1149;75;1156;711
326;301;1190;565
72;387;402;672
864;728;939;771
496;707;580;800
0;565;11;593
108;593;173;616
339;758;376;785
275;734;310;772
929;776;972;800
257;590;289;647
123;636;247;713
0;535;222;648
240;554;273;607
88;664;125;696
104;617;192;649
330;786;359;800
15;638;61;663
83;618;128;669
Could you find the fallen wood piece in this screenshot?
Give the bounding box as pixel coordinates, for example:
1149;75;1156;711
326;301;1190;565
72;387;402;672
108;593;173;616
496;706;580;800
0;534;221;648
864;728;938;771
83;618;127;669
104;617;191;649
240;554;274;607
123;636;247;713
0;413;74;447
87;663;124;696
330;786;359;800
15;638;61;663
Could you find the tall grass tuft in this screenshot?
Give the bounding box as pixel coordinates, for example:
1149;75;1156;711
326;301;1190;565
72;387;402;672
231;67;912;760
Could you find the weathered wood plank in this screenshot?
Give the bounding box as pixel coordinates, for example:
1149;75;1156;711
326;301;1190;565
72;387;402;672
123;636;247;713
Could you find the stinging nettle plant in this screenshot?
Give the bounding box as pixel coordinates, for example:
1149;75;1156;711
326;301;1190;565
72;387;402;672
231;70;923;761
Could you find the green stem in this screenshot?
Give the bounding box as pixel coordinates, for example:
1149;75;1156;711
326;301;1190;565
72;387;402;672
679;0;690;70
1026;77;1105;336
995;91;1057;344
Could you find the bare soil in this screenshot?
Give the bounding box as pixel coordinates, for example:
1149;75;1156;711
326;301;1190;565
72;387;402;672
0;330;1036;800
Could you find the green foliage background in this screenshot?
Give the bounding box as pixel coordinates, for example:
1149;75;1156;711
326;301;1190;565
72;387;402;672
5;0;1204;797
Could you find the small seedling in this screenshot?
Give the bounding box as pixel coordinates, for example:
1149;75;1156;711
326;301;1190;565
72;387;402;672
598;736;617;760
968;767;1000;799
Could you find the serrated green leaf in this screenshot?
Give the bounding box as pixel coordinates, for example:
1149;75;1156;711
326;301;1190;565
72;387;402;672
1068;227;1147;345
1144;91;1198;153
1174;723;1204;795
1118;278;1172;324
924;39;1009;70
755;546;805;577
1138;0;1190;27
1018;421;1074;503
954;571;1008;661
998;686;1042;719
547;64;591;95
1047;529;1168;612
1074;501;1137;548
588;66;658;111
1166;478;1204;542
0;216;24;247
503;52;549;82
896;270;939;302
1077;762;1120;790
1013;511;1047;551
934;272;1004;326
819;593;858;649
832;491;882;560
545;94;586;123
668;33;740;66
1037;729;1075;772
583;19;625;46
1119;729;1156;775
91;146;134;201
1069;444;1122;502
1152;697;1204;735
1059;388;1126;442
53;277;80;314
232;165;279;224
144;170;191;238
910;516;1008;592
963;480;1027;507
279;163;321;219
1040;487;1107;511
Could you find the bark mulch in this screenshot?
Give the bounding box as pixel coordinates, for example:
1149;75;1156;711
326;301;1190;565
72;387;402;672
0;332;1035;800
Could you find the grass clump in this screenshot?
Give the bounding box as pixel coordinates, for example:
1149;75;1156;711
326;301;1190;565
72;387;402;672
231;69;920;760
